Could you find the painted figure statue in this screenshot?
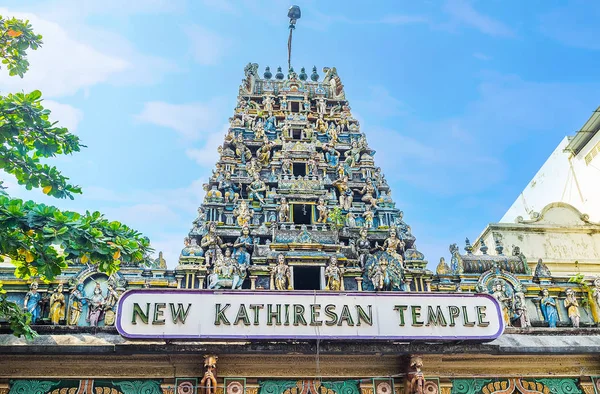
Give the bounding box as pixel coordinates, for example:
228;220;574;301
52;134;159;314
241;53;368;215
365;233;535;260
324;144;340;168
233;199;254;227
592;277;600;323
277;197;290;222
356;228;372;269
68;283;87;325
355;178;379;209
332;175;353;211
208;248;245;290
23;281;41;324
281;157;293;175
201;222;224;266
181;237;204;257
104;281;120;326
540;289;558;328
87;282;105;327
362;205;374;229
368;254;403;291
49;283;65;325
564;288;580;328
270;253;293;290
513;290;531;328
491;280;513;327
218;171;238;203
324;255;344;291
233;226;253;266
257;137;274;166
233;134;251;164
317;198;328;223
378;227;405;264
247;173;267;205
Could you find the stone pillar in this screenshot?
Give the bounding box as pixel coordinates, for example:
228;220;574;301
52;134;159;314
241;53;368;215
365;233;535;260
175;274;184;289
355;277;363;291
250;275;258;290
405;278;412;292
197;274;205;289
425;279;432;292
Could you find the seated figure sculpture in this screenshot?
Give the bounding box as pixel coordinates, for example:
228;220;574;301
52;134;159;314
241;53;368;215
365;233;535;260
207;248;245;290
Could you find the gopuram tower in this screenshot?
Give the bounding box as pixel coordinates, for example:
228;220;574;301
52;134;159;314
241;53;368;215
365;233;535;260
178;60;432;292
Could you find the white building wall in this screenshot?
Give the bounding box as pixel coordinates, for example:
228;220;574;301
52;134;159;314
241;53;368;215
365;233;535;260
501;133;600;223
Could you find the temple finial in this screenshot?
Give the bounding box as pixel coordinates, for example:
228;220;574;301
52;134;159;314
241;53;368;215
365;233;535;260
287;5;301;71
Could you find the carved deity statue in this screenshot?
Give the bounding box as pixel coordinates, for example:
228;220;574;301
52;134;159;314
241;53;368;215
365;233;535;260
355;178;379;209
491;280;513;327
233;134;251;164
332;175;353;211
181;237;204;257
325;255;344;291
87;282;105;327
104;281;120;326
68;283;87;325
200;355;218;394
208;248;244;290
324;143;340;168
218;171;238;203
49;283;65;325
326;122;339;144
233;226;253;266
281;157;293;176
278;197;290;222
346;212;356;227
317;198;328;223
23;281;41;324
307;157;317;176
513;290;531;328
436;257;451;275
257;137;274;166
201;222;224;266
316;116;327;133
592;278;600;323
253;118;265;140
379;227;405;264
270;253;293;290
317;98;326;115
263;95;275;115
247;173;267;205
362;205;374;229
233;200;254;227
264;115;277;133
344;140;363;168
540;288;559;328
564;288;580;328
368;254;403;291
356;227;372;269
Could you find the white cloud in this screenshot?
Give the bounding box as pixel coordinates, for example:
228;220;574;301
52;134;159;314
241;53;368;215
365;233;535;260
185;124;229;167
185;25;231;66
44;100;84;132
0;8;130;97
443;0;515;38
134;99;227;140
473;52;491;61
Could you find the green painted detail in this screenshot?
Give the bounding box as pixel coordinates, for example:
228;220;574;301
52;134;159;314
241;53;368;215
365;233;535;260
322;380;360;394
536;378;582;394
450;379;492;394
112;380;162;394
259;380;298;394
9;380;59;394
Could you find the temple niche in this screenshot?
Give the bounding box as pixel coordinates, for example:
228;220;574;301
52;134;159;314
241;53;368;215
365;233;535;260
177;63;431;292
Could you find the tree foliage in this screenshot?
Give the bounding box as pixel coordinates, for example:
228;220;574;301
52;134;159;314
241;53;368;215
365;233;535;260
0;15;152;337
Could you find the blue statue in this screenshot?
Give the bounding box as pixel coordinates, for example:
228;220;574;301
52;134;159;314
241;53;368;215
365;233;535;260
540;289;559;328
324;144;340;168
218;171;238;203
264;115;277;133
233;226;253;266
23;282;41;324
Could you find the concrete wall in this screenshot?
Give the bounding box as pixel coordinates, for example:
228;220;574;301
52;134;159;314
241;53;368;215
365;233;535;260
501;134;600;223
476;203;600;276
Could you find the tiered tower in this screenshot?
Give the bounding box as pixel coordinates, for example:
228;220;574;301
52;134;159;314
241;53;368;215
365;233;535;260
178;64;431;292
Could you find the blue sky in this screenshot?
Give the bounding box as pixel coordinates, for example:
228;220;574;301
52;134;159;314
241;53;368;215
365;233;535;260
1;0;599;268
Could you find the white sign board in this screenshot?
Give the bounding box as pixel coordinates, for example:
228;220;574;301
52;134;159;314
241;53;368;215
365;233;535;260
116;290;503;341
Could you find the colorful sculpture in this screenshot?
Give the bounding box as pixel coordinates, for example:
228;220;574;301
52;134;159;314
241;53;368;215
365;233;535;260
564;288;580;328
540;289;558;328
49;283;65;325
324;255;344;291
23;281;41;324
68;283;87;326
270;253;293;290
87;282;105;327
104;281;120;326
233;226;253;266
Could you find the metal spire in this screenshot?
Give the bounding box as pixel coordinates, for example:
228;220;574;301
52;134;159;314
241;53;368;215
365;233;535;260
287;5;301;71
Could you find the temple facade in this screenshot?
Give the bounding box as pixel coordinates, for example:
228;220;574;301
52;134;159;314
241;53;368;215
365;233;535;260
1;63;600;394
